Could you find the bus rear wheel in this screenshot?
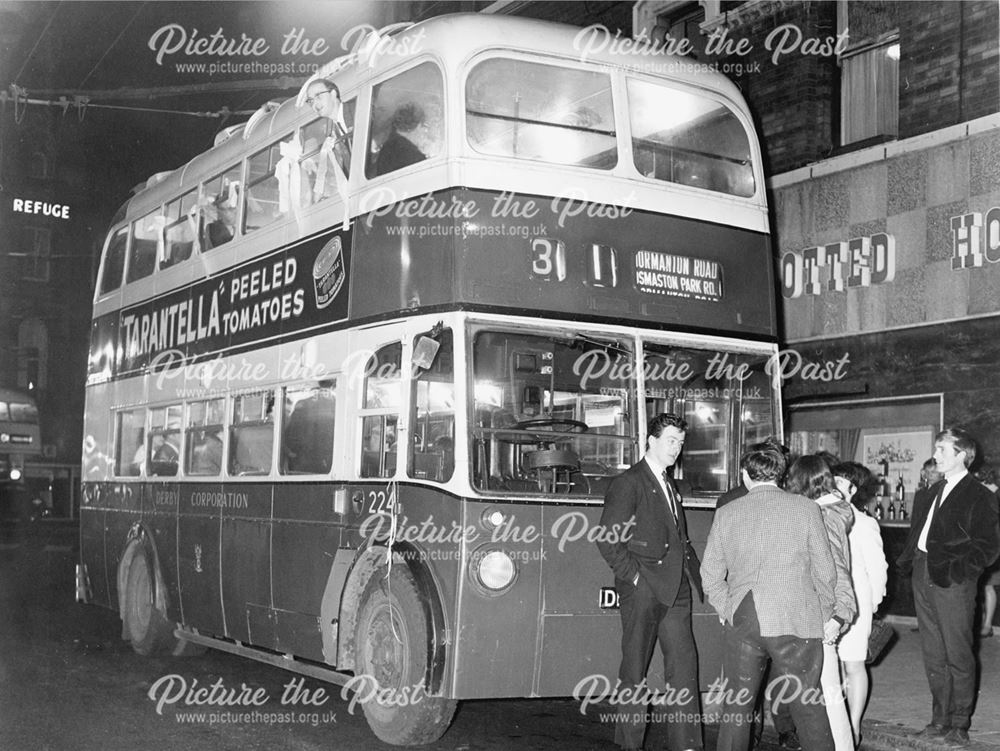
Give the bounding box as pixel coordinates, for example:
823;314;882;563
353;566;456;746
123;550;203;657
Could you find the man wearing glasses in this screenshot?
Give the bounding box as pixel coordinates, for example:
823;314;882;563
305;78;352;179
597;413;704;751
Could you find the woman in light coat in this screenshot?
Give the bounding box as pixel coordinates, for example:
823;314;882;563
833;462;888;747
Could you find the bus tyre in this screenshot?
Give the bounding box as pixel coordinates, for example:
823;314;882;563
123;551;179;656
354;566;456;746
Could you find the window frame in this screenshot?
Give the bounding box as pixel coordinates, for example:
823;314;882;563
464;54;618;171
358;341;403;479
366;59;446;180
184;397;226;477
228;390;276;476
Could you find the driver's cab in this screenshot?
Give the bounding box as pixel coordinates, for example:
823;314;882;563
471;326;635;497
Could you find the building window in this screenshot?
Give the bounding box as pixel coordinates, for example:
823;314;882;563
841;39;899;145
28;151;49;179
22;227;51;281
17;318;48;392
656;3;709;59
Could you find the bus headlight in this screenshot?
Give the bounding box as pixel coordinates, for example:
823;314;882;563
469;547;516;594
8;468;22;482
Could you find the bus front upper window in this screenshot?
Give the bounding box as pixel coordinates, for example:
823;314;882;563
627;78;755;197
466;58;616;169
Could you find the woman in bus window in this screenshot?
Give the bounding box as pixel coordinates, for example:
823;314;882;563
376;102;430;175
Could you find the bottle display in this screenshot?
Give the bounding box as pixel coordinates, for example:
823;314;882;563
874;499;884;520
888;498;896;520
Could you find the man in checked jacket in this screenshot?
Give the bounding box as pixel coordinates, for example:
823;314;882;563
597;413;704;751
702;441;838;751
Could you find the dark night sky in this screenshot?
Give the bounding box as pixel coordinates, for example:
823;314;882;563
0;1;397;212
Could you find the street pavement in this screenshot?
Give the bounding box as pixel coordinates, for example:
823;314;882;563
825;615;1000;751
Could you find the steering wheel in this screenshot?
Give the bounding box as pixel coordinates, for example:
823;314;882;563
514;418;589;433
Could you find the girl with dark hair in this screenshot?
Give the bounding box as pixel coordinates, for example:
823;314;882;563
786;455;858;751
832;462;888;746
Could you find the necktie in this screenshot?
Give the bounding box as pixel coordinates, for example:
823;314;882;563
332;122;351;176
662;470;678;520
917;481;945;551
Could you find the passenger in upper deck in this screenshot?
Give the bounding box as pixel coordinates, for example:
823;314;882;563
205;196;237;249
375;102;430;175
305;78;352;179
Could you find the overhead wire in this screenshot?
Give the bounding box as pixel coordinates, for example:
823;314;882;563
76;2;147;90
11;2;61;84
0;91;256;119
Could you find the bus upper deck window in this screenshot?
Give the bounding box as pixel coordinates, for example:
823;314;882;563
9;401;39;423
466;58;616;169
126;209;163;283
244;141;287;233
301;97;356;204
627;78;755;197
366;62;444;178
99;227;128;294
200;165;241;251
162;190;197;269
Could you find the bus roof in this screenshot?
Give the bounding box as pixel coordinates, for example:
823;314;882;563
121;13;755;221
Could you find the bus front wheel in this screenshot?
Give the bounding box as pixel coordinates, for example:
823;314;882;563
353;566;456;746
123;551;177;656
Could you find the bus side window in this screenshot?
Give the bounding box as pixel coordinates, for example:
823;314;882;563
359;342;401;478
115;409;146;477
244;141;285;233
300;99;356;205
148;404;182;477
282;381;336;474
199;165;241;251
99;227;128;294
409;328;455;483
161;190;197;269
126;209;163;283
367;62;444;179
229;392;275;475
185;398;225;476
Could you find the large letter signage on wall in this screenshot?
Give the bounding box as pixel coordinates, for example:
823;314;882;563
950;210;1000;268
780;233;895;299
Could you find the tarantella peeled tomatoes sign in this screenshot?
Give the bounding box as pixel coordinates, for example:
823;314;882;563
113;227;351;378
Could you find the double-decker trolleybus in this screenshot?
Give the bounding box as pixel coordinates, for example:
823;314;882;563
78;14;779;745
1;387;41;514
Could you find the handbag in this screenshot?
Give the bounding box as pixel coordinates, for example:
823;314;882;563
866;618;895;664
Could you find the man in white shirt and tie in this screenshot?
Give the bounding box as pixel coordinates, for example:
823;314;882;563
597;413;703;751
898;428;1000;747
305;78;352;179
